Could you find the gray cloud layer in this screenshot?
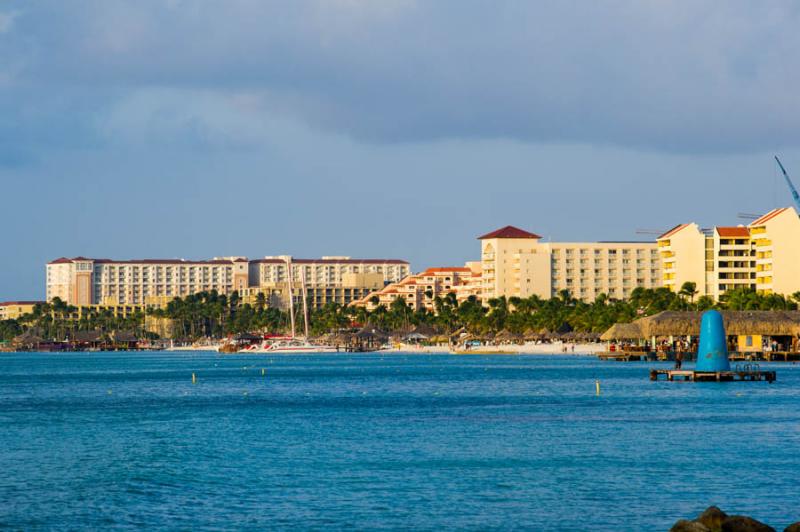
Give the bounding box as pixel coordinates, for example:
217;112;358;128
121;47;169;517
4;0;800;154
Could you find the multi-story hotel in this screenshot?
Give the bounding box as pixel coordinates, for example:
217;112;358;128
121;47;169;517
351;264;483;311
658;206;800;299
244;256;411;309
479;226;662;302
750;208;800;296
47;257;250;306
46;255;410;309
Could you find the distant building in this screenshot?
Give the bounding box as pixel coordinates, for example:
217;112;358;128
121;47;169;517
244;256;411;310
47;257;250;306
658;206;800;300
351;264;483;311
0;301;43;321
46;255;410;310
479;226;661;302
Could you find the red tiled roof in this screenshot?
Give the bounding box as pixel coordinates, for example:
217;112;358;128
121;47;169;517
716;226;750;238
750;208;788;227
423;267;471;274
478;226;542;240
658;224;689;239
0;301;44;306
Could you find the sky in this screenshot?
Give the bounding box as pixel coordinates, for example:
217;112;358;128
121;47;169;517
2;0;800;299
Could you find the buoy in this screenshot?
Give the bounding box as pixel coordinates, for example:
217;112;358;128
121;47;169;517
595;379;601;396
696;310;731;372
192;372;197;384
261;368;265;376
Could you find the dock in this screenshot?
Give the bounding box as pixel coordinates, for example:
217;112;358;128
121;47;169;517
597;351;650;361
650;368;776;383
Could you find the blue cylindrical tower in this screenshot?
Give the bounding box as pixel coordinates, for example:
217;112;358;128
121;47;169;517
695;310;730;372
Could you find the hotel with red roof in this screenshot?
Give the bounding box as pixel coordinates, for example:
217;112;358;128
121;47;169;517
478;226;662;302
657;206;800;300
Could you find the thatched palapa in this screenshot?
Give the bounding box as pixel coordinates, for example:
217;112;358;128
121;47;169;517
602;310;800;340
600;322;642;341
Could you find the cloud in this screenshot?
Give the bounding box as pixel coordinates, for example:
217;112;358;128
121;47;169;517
5;0;800;153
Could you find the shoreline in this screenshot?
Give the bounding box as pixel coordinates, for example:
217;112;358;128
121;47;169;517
1;342;606;355
386;342;605;355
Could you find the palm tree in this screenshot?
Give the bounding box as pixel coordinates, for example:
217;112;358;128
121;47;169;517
678;282;698;306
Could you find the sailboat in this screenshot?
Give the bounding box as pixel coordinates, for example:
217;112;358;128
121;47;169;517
242;262;338;354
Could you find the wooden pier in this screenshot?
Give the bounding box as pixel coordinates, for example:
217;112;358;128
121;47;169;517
597;351;649;361
650;368;776;383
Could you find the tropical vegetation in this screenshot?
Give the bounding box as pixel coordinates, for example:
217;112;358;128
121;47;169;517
4;284;800;342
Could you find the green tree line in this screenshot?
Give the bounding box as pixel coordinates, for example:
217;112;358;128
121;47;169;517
3;283;800;343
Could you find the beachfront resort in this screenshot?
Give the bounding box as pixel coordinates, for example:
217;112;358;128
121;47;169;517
5;206;800;354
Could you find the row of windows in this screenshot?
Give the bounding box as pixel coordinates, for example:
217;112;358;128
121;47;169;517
552;259;659;266
551;248;659;256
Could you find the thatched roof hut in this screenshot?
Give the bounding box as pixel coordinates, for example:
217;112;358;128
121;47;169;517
600;322;643;341
495;330;523;343
13;331;44;348
411;324;438;337
640;311;800;337
603;311;800;340
355;327;388;340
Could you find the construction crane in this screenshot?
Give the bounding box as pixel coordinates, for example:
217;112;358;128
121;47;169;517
775;155;800;212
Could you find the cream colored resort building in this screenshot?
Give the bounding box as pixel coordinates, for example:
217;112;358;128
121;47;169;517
479;226;662;302
46;255;410;310
657;206;800;300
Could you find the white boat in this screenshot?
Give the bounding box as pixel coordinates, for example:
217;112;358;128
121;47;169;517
243;339;338;354
239;264;337;354
166;340;221;352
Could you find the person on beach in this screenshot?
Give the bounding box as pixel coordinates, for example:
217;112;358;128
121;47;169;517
675;351;683;370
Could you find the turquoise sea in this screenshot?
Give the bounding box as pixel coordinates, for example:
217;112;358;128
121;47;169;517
1;352;799;530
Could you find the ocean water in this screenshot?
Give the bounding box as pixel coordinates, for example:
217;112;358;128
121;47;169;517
1;352;799;531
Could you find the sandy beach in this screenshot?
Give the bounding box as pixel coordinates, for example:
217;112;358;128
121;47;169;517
392;342;605;355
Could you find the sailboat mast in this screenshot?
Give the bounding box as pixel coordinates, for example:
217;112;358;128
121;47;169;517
286;257;296;338
301;267;310;340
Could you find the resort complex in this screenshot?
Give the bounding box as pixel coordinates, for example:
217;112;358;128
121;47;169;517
28;205;800;318
658;206;800;300
3;203;800;353
478;226;662;302
45;255;411;310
